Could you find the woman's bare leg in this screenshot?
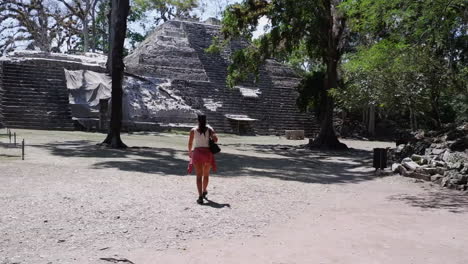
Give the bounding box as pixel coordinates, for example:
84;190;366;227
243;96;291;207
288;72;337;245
202;163;211;194
194;163;204;197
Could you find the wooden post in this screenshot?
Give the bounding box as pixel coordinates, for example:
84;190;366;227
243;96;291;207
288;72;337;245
22;139;25;160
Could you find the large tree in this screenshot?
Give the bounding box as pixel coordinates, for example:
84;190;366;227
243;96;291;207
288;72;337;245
216;0;349;149
341;0;468;127
134;0;198;24
101;0;130;148
58;0;101;52
0;0;72;53
0;0;110;54
197;0;238;19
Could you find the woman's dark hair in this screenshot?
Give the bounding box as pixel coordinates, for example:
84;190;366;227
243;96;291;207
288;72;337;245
197;114;208;135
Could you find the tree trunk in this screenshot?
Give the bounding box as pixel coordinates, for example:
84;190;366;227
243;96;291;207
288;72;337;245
362;109;367;129
432;102;442;129
309;1;347;150
414;111;418;130
106;0;112;73
37;2;51;52
310;59;348;150
430;90;442;129
83;16;89;52
368;104;375;136
91;0;98;52
409;107;414;131
101;0;129;148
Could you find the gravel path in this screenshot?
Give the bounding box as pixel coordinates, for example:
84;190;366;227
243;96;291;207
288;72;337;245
1;129;467;264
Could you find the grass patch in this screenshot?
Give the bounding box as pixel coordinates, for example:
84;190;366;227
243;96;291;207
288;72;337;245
166;130;240;138
168;129;191;136
0;154;20;160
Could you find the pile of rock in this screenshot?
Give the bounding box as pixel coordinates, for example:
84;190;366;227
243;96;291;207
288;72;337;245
390;123;468;192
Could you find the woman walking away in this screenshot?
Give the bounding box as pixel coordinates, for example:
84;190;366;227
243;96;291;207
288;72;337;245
188;114;218;205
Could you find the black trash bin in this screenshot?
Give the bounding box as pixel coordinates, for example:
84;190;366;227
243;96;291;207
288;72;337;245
373;148;388;170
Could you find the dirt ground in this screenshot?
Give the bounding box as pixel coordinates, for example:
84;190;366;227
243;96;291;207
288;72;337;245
1;129;467;264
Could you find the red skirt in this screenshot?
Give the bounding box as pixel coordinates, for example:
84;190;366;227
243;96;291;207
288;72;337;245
187;147;217;174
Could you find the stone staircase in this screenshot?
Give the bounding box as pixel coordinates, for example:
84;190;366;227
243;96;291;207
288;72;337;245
125;21;210;81
0;62;74;130
180;22;319;136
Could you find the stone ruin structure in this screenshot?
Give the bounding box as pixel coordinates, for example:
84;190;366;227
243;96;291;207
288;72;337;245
0;19;318;135
389;123;468;192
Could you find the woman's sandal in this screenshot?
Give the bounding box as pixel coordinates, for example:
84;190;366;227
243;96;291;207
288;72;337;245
202;191;208;199
197;196;204;205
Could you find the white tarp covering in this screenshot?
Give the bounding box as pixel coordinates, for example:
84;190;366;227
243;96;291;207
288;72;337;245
64;69;197;123
65;70;111;106
225;114;257;121
236;86;261;98
203;98;223;111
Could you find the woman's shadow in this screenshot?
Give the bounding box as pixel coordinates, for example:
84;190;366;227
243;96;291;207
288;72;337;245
202;198;231;209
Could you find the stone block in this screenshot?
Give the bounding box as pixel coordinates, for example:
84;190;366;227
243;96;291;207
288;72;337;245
402;157;412;163
441;177;450;187
449;136;468;151
442;150;451;162
411;154;423;162
399;165;409;176
460;175;468;185
430;160;446;167
397;144;405;151
431;148;445;155
391;163;400;173
422;167;440;175
448;162;462;170
435;167;446;175
407;171;431;181
461;166;468;175
449;178;461;185
285;130;305;140
402;160;420;171
430;174;443;183
443;151;468;164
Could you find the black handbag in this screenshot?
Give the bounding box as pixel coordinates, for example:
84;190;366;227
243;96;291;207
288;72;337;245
209;130;221;154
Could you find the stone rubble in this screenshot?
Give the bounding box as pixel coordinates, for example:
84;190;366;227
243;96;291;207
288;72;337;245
389;123;468;192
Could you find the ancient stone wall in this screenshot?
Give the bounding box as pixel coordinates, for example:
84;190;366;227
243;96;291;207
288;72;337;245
0;20;320;134
0;55;108;130
12;59;107;73
0;62;74;130
0;53;199;131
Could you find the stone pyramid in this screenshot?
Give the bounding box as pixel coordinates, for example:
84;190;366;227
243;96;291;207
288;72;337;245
125;19;318;136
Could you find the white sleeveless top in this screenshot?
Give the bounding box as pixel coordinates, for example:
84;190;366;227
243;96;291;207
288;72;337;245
192;125;213;148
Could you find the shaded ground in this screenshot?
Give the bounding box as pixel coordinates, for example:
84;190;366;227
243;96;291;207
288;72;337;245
32;140;375;184
0;129;467;264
